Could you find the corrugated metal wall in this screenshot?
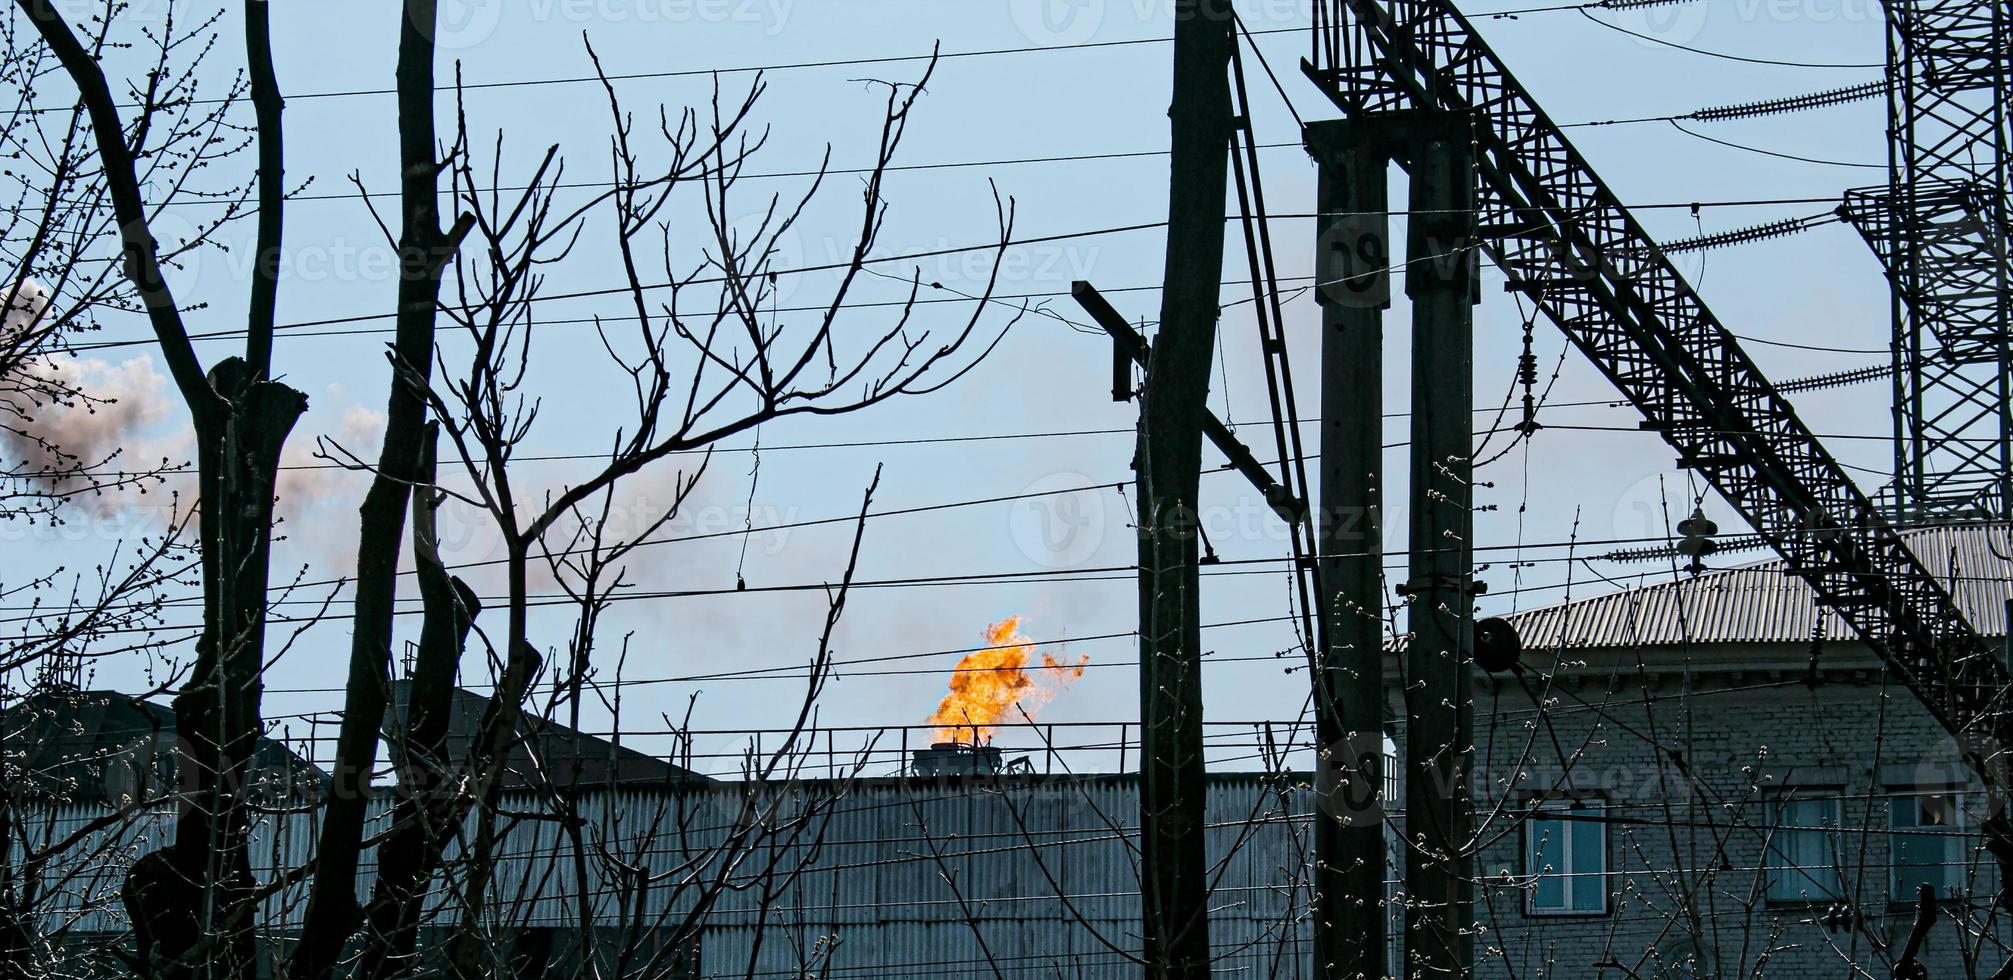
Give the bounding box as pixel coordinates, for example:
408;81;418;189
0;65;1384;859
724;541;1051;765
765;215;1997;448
13;776;1320;978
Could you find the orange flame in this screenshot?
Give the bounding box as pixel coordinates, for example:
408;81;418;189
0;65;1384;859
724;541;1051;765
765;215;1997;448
925;616;1087;743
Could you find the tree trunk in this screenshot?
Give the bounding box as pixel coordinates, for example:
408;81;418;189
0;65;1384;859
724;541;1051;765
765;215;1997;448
354;426;482;980
136;359;305;980
13;6;302;979
443;540;540;980
293;2;461;975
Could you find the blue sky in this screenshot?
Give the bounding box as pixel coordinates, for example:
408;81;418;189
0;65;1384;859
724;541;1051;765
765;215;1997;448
33;0;1899;775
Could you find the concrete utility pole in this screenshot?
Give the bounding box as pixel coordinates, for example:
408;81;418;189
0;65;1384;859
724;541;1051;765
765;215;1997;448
1306;118;1395;980
1136;1;1234;976
1400;112;1479;980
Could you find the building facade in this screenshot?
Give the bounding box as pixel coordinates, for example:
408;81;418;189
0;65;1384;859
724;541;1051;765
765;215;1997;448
1447;521;2011;979
11;525;2013;977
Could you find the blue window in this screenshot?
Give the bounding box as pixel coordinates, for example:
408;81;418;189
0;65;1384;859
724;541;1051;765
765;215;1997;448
1525;799;1607;915
1765;794;1842;902
1890;792;1965;901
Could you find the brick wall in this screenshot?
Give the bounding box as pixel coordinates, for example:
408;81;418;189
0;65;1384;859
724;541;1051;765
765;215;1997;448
1456;640;2001;979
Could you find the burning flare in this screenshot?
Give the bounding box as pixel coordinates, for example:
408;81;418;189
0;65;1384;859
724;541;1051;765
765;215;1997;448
926;616;1086;743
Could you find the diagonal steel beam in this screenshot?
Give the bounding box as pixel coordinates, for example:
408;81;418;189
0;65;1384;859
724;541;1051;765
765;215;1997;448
1304;0;2009;780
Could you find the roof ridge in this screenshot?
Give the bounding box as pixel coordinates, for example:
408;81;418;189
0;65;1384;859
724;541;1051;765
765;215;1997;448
1488;519;2013;647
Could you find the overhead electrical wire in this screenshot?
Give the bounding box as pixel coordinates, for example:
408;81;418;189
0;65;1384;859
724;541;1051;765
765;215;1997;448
1569;78;1888;128
33;2;1833;119
1573;8;1884;68
130;554;2013;689
160;143;1311;209
133;141;1866;214
12;558;1773;642
29;26;1313;114
83;215;1523;353
1731;333;1888;354
252;615;1299;697
59;368;1881;563
1667;119;1887;169
62;219;1178;351
63;192;1869;356
16;514;1998;629
45;394;1670;487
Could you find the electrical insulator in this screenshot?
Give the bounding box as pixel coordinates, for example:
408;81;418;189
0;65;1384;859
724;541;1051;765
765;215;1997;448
1516;320;1540;435
1675;507;1718;576
1804;622;1825;689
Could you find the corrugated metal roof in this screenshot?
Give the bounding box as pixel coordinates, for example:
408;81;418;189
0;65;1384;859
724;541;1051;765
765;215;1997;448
0;688;324;805
384;681;710;789
1500;521;2013;649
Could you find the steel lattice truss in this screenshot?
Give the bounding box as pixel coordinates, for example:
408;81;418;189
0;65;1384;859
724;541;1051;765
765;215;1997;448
1305;0;2010;765
1840;0;2012;520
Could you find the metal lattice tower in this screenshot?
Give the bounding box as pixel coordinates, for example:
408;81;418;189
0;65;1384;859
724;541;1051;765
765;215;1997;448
1841;0;2013;520
1306;0;2006;788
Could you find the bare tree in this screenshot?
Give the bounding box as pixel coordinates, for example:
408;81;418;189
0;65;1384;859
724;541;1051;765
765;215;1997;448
290;2;476;973
440;473;886;980
11;3;304;978
409;45;1015;975
276;26;1022;978
341;424;484;980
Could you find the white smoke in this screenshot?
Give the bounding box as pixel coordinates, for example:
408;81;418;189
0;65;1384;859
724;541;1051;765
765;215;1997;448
275;401;385;515
0;278;185;516
269;397;386;575
1;279;50;341
0;348;187;519
6;355;177;467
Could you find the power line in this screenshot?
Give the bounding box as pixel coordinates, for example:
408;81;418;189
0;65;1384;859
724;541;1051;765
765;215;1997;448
125;131;1864;214
0;527;1674;623
15;412;1805;589
65;218;1175;351
1733;333;1888;355
32;27;1310;115
1573;9;1884;68
170;142;1312;209
41;5;1785;120
38;563;1669;644
64;396;1652;480
1565;78;1887;128
1667;119;1886;170
7;405;1938;622
64;192;1865;354
254;614;1296;698
23;518;2005;631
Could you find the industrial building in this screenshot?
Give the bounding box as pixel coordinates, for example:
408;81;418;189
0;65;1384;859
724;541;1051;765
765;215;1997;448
5;523;2005;977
